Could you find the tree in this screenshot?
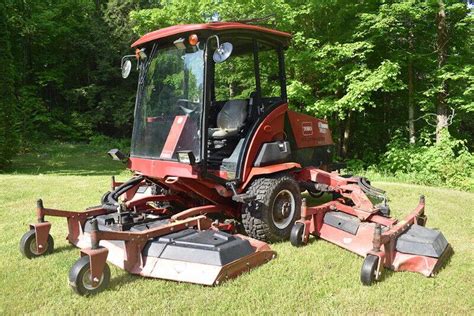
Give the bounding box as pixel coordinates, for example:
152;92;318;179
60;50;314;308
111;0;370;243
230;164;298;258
436;0;449;143
0;1;19;168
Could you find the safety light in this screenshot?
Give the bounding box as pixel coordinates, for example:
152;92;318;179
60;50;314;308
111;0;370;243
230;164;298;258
177;151;196;165
134;48;147;60
189;34;199;46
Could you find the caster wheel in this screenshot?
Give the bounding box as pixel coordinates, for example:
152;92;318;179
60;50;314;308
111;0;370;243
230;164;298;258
69;256;111;296
19;230;54;259
360;255;379;286
290;222;305;247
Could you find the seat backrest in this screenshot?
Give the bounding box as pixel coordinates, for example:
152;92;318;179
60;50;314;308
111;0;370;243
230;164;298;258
217;99;248;130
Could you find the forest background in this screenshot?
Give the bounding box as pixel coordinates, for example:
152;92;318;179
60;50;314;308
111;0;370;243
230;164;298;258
0;0;472;191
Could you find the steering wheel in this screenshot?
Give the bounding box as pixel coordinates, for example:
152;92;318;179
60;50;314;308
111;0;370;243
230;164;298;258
177;99;200;115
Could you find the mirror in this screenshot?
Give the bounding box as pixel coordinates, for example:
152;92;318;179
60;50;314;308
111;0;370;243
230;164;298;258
213;42;233;63
121;59;132;79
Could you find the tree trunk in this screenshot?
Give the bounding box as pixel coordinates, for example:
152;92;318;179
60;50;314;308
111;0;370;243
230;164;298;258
229;81;236;98
338;116;344;158
341;111;352;159
436;0;449;143
408;60;416;144
408;30;416;144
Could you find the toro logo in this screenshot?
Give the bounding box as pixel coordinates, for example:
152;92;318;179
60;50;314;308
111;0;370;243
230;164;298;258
302;122;313;136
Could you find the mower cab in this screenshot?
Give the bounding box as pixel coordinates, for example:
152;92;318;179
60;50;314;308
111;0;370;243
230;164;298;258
20;22;451;296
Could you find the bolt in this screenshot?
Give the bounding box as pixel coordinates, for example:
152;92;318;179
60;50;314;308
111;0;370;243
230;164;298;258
38;244;43;249
93;277;99;282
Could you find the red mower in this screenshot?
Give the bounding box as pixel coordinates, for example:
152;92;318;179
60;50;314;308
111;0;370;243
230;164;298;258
20;22;452;295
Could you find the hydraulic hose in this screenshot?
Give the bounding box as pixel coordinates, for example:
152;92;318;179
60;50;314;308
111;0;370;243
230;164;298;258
101;175;145;211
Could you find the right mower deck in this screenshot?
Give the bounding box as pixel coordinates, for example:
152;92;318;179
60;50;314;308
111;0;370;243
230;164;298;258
290;195;452;285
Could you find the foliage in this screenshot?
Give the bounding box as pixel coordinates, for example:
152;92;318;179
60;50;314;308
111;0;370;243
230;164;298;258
1;0;473;191
89;135;131;151
377;130;474;191
0;1;19;168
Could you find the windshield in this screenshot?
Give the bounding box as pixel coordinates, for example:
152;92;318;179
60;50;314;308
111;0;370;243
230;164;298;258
131;45;204;161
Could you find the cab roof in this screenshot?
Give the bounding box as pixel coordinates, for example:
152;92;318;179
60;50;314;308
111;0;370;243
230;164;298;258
131;22;292;48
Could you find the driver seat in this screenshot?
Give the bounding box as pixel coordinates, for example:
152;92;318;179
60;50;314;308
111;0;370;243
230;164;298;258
209;99;248;139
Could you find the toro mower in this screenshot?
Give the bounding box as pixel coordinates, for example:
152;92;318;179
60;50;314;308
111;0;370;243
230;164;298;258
20;22;451;296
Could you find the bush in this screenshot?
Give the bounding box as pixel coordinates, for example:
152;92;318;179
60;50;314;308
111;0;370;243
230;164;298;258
377;131;474;191
89;135;131;151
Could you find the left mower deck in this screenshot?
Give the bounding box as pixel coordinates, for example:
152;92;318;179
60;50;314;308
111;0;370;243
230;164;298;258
20;193;275;296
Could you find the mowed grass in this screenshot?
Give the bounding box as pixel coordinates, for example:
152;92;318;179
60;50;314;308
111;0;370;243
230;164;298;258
0;143;473;314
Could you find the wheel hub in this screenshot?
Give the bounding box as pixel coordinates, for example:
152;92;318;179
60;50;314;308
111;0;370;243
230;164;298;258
29;237;46;255
281;202;290;217
82;269;103;290
272;189;296;229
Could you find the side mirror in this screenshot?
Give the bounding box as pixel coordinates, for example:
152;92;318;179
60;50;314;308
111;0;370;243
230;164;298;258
121;59;132;79
213;42;233;63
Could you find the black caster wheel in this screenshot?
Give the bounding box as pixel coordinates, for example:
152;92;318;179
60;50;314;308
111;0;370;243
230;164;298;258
360;255;379;286
19;230;54;259
290;222;305;247
69;256;111;296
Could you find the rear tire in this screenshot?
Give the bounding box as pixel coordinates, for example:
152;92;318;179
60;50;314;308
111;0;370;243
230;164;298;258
242;175;301;242
360;255;379;286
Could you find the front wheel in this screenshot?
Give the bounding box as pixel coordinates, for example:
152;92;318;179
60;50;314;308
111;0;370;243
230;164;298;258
19;230;54;259
69;256;111;296
360;255;379;286
290;222;305;247
242;175;301;242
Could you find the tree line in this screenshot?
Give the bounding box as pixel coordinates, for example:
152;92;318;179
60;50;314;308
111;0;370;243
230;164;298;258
0;0;472;189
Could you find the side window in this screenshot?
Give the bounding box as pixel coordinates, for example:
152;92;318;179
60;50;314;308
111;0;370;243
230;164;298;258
258;44;281;98
214;40;256;101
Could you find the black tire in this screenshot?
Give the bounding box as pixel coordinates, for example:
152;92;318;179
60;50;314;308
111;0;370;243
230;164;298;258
69;256;111;296
290;222;305;247
19;230;54;259
360;255;379;286
242;175;301;242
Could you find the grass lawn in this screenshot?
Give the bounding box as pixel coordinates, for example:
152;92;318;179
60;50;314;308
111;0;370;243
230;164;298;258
1;143;473;314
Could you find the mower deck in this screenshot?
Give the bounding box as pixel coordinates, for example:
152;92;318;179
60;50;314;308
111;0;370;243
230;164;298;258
22;196;274;295
78;215;274;285
291;195;452;283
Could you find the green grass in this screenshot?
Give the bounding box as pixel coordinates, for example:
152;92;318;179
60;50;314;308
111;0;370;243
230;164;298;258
1;143;473;314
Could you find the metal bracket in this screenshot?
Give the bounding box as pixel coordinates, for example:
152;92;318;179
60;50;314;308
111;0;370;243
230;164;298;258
30;222;52;254
81;247;109;287
226;181;256;203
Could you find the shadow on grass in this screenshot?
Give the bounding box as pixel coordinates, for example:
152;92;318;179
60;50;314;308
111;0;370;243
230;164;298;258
3;143;126;176
108;272;141;291
52;244;76;255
